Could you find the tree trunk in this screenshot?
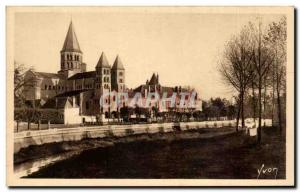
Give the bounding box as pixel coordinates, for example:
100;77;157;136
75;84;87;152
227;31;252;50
38;120;41;130
263;77;267;127
241;91;245;129
16;121;19;133
236;94;242;132
271;84;275;126
277;81;282;134
271;66;276;126
257;77;262;144
252;81;256;124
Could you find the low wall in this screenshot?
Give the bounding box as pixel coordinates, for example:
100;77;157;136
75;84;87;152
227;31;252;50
14;120;238;153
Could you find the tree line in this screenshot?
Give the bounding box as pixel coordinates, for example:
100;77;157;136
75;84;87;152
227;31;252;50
219;17;287;143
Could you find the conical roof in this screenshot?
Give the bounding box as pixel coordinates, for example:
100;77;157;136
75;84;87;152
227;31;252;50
61;21;82;53
96;52;110;68
149;73;159;85
112;55;125;70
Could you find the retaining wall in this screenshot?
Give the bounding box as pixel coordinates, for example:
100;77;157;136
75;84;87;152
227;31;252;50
14;120;239;153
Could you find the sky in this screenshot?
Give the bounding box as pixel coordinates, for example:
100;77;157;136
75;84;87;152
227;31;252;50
13;8;284;100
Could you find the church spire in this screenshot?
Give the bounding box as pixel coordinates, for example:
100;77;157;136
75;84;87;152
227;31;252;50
112;55;125;70
59;21;83;76
61;21;82;53
96;52;110;68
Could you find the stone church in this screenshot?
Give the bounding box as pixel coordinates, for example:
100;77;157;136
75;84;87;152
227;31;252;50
24;21;126;121
23;21;202;124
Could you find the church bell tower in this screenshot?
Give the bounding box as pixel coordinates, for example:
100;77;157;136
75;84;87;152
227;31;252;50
58;21;85;78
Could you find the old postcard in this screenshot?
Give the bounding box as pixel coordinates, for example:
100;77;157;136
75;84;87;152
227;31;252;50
6;6;294;186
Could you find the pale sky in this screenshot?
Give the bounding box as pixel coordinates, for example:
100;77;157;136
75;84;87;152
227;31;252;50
14;8;284;100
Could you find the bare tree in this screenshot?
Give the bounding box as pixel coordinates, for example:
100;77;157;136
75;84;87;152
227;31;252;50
265;17;287;134
219;26;254;132
249;20;274;143
14;61;36;130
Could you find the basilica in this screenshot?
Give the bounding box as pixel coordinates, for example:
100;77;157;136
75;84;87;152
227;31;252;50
23;21;201;124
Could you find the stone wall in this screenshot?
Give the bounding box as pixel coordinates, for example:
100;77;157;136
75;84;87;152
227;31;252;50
14;120;238;153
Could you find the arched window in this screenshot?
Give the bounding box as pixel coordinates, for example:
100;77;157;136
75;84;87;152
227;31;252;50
67;62;70;68
71;63;73;68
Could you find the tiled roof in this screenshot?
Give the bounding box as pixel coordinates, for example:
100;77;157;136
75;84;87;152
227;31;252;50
133;85;145;92
96;52;110;68
68;71;96;80
42;97;73;109
149;73;159;85
55;89;90;97
61;21;82;53
34;72;64;79
112;55;125;70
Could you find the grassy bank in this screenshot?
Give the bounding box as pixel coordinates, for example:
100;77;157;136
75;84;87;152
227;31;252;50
24;126;285;179
15;127;234;165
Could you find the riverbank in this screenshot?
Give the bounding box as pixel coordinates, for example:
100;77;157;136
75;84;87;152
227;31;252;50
14;120;241;153
15;127;235;176
24;126;285;179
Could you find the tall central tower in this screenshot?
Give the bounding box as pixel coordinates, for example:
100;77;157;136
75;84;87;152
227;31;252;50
58;21;85;78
